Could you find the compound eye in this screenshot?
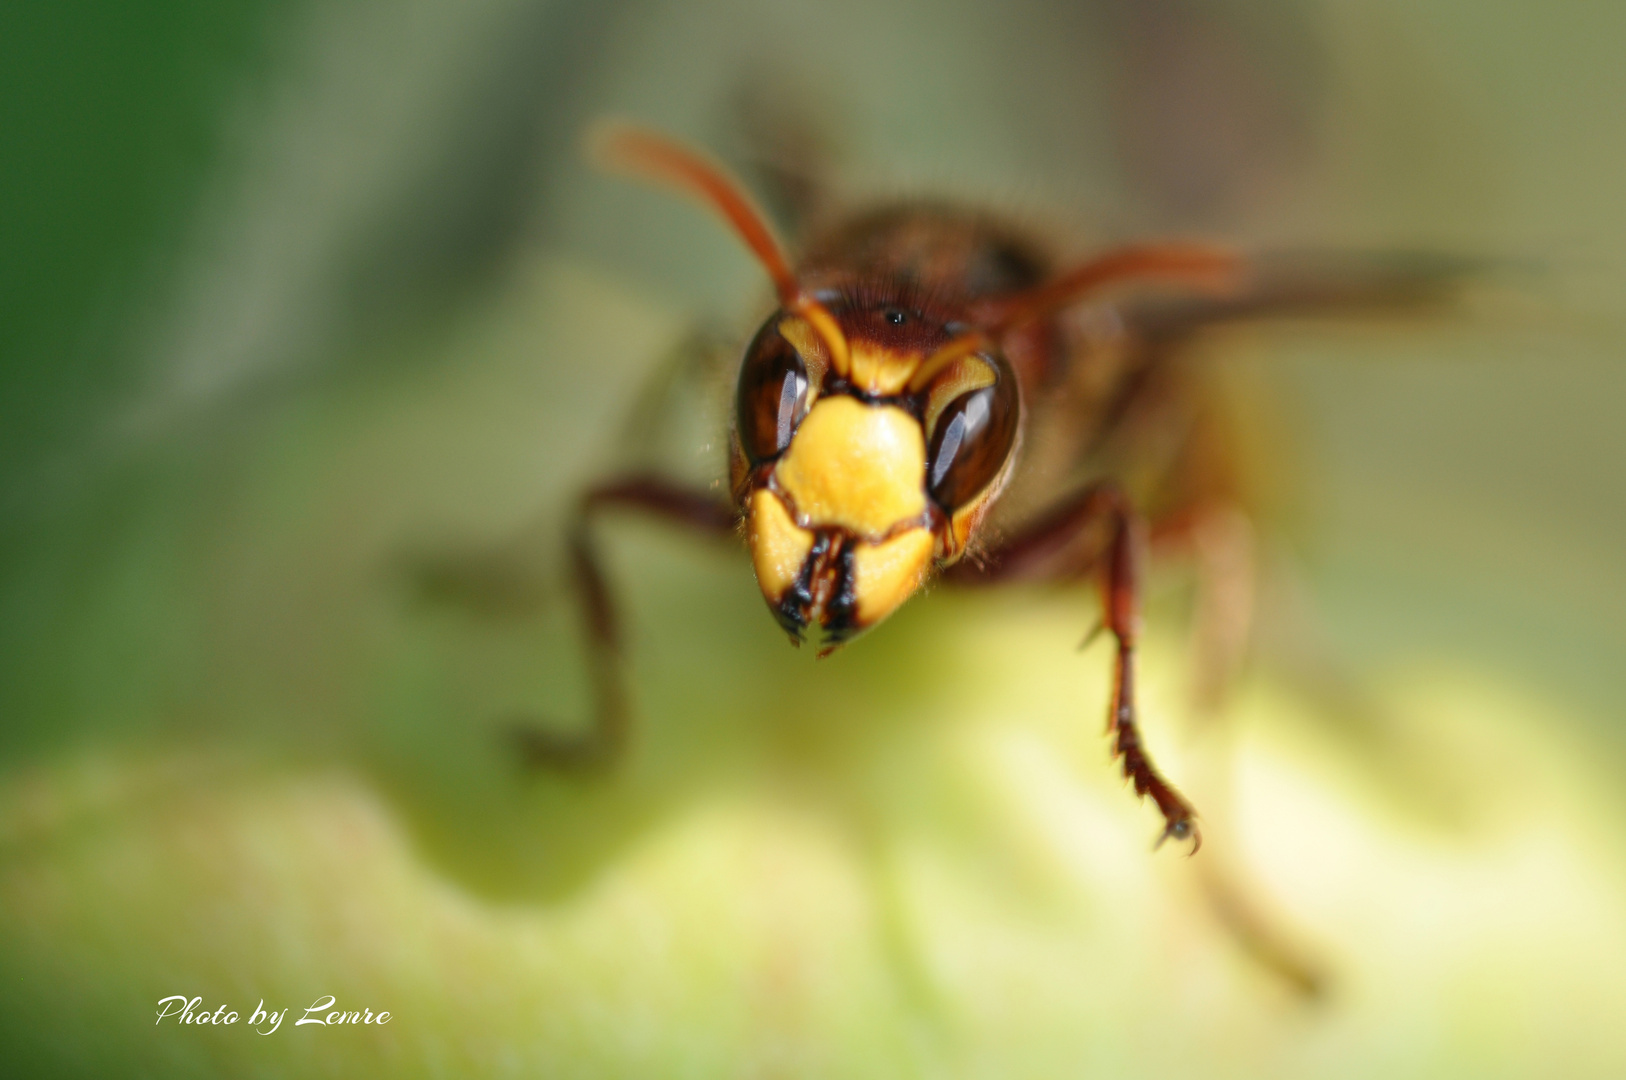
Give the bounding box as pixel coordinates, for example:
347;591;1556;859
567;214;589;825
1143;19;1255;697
926;372;1018;510
736;320;811;463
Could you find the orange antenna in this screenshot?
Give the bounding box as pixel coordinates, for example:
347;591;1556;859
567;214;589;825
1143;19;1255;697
909;245;1241;393
976;243;1244;333
590;120;850;375
907;331;991;393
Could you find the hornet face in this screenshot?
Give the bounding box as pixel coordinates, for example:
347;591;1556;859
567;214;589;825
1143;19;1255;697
731;303;1021;653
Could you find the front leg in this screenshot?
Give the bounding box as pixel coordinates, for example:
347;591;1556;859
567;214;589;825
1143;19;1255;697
510;476;739;772
946;483;1200;851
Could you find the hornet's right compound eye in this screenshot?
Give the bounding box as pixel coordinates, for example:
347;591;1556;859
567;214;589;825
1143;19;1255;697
736;320;811;463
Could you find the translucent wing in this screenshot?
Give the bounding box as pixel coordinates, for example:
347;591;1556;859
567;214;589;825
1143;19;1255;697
995;249;1484;532
604;323;741;492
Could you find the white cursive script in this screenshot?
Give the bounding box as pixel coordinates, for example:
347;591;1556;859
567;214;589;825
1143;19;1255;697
156;996;237;1026
156;995;387;1031
249;1000;287;1034
295;995;391;1026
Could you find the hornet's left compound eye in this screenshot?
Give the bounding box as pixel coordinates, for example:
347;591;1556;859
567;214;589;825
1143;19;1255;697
736;319;811;463
926;361;1019;511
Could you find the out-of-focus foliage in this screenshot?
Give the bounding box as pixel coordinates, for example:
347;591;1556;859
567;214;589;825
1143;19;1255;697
2;1;1624;1077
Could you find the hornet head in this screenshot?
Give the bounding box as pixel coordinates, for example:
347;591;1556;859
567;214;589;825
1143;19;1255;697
731;303;1020;652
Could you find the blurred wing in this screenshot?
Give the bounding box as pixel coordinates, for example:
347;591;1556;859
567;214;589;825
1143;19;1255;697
995;250;1485;528
720;69;845;243
1093;250;1484;450
606;323;741;492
